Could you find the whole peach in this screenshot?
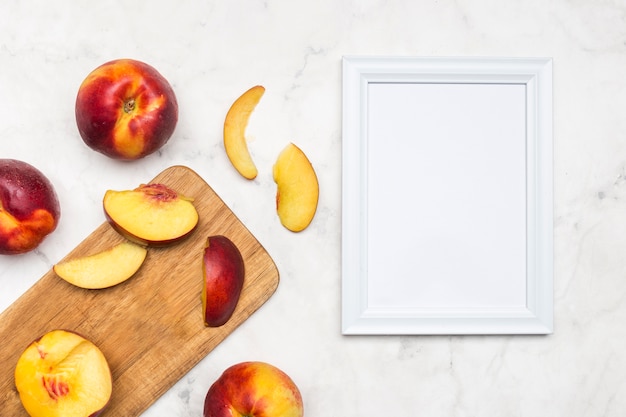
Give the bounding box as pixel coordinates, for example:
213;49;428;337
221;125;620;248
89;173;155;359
75;59;178;160
0;159;60;254
204;361;303;417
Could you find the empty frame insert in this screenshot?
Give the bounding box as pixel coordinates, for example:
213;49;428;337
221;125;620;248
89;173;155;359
341;56;553;335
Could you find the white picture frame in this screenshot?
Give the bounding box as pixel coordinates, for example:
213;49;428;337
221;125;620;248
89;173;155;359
341;56;553;335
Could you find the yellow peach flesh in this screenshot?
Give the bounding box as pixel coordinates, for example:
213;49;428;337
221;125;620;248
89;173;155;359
273;143;319;232
14;330;112;417
103;184;198;245
54;241;148;289
223;85;265;180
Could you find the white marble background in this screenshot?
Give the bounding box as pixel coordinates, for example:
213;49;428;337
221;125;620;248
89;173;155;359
0;0;624;415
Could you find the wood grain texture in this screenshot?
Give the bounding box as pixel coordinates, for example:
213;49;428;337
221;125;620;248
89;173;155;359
0;165;280;416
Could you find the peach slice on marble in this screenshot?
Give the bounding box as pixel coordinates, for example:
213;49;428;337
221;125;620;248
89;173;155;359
272;143;319;232
14;329;112;417
103;183;198;246
223;85;265;180
54;241;148;289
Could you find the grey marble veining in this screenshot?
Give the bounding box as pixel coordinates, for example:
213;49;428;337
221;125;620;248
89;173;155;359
1;0;626;415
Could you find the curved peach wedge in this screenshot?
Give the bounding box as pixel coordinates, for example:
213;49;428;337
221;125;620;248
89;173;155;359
202;235;245;327
103;183;198;246
273;143;319;232
223;85;265;179
54;241;148;289
14;329;112;417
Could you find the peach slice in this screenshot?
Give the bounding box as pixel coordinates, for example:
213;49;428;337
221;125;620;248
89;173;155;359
202;235;245;327
223;85;265;179
273;143;319;232
54;241;148;289
103;183;199;246
14;329;112;417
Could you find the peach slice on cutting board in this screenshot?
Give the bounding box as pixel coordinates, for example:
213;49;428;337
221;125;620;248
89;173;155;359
273;143;319;232
14;329;112;417
223;85;265;180
202;235;245;327
54;241;148;289
103;183;199;246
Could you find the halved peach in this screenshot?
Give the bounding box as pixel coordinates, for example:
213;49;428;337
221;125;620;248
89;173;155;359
14;329;112;417
273;143;319;232
103;183;198;246
54;241;148;289
223;85;265;179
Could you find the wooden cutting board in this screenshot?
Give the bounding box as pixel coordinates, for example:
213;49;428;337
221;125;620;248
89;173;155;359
0;165;280;416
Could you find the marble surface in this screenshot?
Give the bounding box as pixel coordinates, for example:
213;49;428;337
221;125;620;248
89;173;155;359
1;0;625;415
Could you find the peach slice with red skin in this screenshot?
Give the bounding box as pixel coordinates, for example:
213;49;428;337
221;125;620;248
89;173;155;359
273;143;319;232
223;85;265;179
103;183;198;246
14;329;112;417
54;241;148;289
202;235;245;327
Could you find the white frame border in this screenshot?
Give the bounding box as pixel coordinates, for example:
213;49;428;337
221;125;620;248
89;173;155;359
341;56;553;335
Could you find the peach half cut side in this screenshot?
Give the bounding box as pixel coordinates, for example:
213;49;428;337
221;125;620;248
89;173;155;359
103;183;199;246
54;241;148;289
14;329;112;417
223;85;265;180
272;143;319;232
